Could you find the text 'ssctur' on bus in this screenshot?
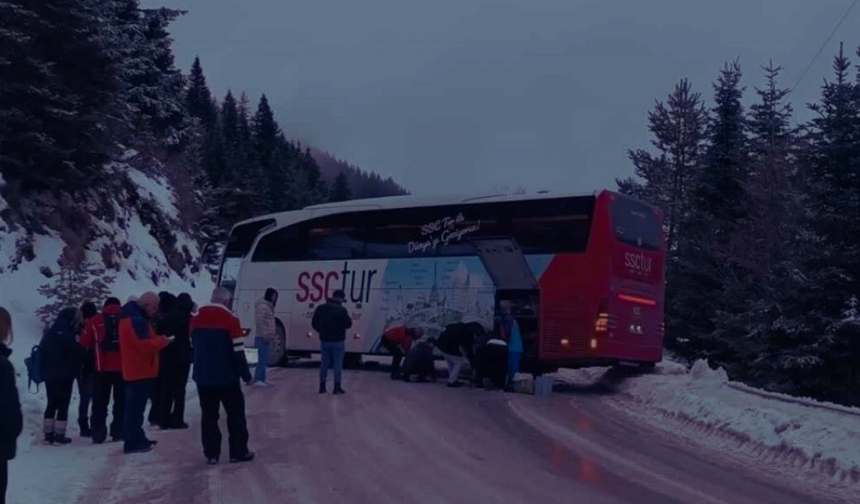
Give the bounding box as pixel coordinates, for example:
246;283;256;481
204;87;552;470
217;189;666;375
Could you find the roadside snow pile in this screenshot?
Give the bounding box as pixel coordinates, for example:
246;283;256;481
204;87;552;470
555;359;860;486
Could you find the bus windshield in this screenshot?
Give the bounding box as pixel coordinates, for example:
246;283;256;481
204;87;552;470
610;196;662;251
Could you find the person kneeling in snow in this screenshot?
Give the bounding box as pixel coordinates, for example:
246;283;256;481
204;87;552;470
191;287;254;465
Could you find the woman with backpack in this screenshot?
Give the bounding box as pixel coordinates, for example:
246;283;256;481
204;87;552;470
41;307;83;445
1;307;24;504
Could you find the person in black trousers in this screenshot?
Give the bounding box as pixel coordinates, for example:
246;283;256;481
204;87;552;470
42;307;82;445
1;307;24;504
155;293;194;430
79;297;126;444
76;301;98;437
190;287;254;465
148;292;176;427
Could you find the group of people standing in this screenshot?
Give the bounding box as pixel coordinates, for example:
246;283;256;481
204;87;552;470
25;286;256;466
37;292;193;449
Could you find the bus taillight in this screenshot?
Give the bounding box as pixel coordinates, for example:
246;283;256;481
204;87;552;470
595;299;615;333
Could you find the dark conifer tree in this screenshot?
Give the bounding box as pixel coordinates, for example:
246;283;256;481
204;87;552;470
616;78;708;257
330;171;352;202
186;56;218;129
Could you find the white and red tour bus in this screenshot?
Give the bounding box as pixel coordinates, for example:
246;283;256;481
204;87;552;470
217;189;666;374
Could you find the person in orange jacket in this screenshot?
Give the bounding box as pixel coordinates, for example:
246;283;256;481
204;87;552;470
119;292;170;455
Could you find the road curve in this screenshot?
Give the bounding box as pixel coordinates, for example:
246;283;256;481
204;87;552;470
76;362;837;504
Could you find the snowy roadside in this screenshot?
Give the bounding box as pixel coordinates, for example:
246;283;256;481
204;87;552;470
551;360;860;493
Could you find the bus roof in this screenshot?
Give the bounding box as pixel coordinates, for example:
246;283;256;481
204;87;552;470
230;189;612;231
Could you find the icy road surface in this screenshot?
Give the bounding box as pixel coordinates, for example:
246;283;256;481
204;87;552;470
71;363;838;504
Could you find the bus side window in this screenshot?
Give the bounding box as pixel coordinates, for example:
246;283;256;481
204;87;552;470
307;226;366;260
251;225;307;262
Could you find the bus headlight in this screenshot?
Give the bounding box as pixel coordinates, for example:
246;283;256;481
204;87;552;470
589;338;598;350
307;332;313;338
560;338;570;346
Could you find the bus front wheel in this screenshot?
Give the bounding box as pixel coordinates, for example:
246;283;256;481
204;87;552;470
268;321;287;366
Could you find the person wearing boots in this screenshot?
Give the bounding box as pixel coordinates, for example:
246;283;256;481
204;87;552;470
155;293;194;429
380;324;423;380
119;293;171;455
79;298;125;444
41;307;83;445
76;301;98;438
1;307;23;504
252;288;278;387
190;287;254;465
311;290;352;395
148;292;176;427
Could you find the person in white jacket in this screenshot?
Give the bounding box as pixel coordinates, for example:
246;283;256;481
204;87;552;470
252;289;278;387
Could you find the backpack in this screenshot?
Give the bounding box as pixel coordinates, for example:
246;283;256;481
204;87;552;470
24;344;45;393
100;314;120;352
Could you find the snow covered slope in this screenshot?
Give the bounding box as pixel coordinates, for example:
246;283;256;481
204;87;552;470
0;159;215;496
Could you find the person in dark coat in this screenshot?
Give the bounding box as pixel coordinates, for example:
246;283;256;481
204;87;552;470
1;307;23;504
311;290;352;395
400;338;437;383
191;287;254;465
41;307;83;445
148;291;176;427
76;301;98;437
436;323;474;388
155;293;194;430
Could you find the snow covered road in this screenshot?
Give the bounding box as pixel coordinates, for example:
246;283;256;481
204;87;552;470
30;362;838;504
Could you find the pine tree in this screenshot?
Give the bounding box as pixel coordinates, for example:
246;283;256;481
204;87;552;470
186;56;218;129
330;171;352;202
616;78;708;257
36;261;116;328
123;6;189;147
0;0;124;189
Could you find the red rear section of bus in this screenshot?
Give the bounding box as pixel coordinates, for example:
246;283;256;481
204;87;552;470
536;191;665;369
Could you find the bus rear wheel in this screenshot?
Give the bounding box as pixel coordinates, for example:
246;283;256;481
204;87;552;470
343;353;363;369
267;321;287;366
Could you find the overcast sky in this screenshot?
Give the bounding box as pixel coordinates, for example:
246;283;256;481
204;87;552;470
143;0;860;196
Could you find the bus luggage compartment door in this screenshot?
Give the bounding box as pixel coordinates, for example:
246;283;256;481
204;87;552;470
470;237;539;291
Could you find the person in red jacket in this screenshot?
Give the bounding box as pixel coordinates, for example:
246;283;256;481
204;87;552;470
380;324;424;380
79;297;125;444
119;292;170;455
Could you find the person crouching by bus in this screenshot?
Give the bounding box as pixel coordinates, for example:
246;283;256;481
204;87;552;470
311;290;352;395
473;337;508;390
380;324;424;380
79;297;125;444
401;338;437;383
252;288;278;387
119;293;171;454
191;287;255;465
435;323;472;388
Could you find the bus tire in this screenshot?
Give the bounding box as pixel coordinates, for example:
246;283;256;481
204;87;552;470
343;353;363;369
268;321;287;366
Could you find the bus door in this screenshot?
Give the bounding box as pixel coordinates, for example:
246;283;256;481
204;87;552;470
470;238;541;361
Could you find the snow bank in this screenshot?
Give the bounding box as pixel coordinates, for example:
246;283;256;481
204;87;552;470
553;360;860;489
